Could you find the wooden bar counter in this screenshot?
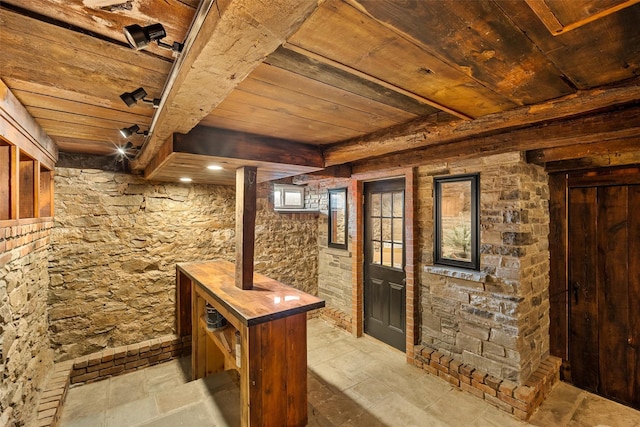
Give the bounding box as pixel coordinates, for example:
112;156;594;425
176;260;325;427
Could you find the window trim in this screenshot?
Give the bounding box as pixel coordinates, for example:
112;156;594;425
328;187;348;250
434;173;480;270
273;184;305;210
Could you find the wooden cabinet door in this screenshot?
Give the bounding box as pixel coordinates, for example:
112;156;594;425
568;183;640;409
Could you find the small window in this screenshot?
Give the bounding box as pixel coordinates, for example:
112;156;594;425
328;188;348;249
273;184;305;210
434;173;479;270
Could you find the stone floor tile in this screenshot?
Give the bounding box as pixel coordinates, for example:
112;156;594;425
197;370;238;397
529;382;586;427
136;401;215;427
104;396;158;427
59;380;109;421
154;379;204;414
342;377;395;408
307;339;360;368
425;388;498;426
310;361;365;391
201;386;241;427
368;392;450;427
308;372;339;406
569;393;640;427
311;394;366;426
58;411;106;427
108;369;148;408
469;410;528;427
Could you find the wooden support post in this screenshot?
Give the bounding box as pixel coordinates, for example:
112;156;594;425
235;166;257;290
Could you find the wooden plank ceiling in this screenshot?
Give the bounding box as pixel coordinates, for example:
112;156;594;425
1;0;639;184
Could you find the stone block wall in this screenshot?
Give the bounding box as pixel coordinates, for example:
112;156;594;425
50;161;319;362
417;152;551;384
307;178;353;316
1;219;55;427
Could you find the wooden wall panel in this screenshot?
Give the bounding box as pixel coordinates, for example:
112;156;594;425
548;173;568;360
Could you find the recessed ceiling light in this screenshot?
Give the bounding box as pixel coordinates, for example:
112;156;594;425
179;177;192;183
207;165;223;171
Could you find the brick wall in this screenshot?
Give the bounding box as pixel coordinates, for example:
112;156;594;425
1;219;55;427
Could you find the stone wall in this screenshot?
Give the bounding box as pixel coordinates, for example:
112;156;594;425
307;178;353;315
50;161;319;361
1;220;55;427
418;153;550;383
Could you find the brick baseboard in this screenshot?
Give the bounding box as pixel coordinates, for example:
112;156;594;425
414;345;561;421
319;307;353;333
35;334;191;427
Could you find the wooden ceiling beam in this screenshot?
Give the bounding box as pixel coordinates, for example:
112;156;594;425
144;125;324;181
325;82;640;167
130;0;320;171
526;137;640;165
351;103;640;174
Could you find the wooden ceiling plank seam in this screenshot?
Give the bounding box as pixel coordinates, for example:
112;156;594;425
542;151;640;172
53;136;124;156
324;82;640;166
287;0;517;117
264;46;438;116
351;103;640;175
526;0;640;35
16;95;152;125
245;63;418;123
199;113;345;145
131;0;321;171
3;78;154;116
208;108;361;142
1;0;196;61
494;1;640;90
0;8;173;74
346;0;574;105
218;93;380;133
282;42;473;121
28;107;151;130
221;77;416;132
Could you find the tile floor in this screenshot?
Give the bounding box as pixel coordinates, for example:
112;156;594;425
59;318;640;427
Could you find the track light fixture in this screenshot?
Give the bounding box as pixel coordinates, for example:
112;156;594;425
123;23;183;53
120;87;160;108
117;141;135;155
119;124;148;138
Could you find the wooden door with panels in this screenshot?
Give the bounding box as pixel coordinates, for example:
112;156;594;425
567;170;639;409
364;179;406;351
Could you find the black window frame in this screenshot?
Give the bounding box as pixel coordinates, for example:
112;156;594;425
434;173;480;270
328;187;348;250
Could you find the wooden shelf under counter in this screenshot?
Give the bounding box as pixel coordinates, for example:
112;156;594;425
177;260;325;427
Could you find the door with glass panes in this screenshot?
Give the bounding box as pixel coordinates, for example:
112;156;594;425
364;179;406;351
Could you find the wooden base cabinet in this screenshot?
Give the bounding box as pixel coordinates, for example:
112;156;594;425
178;261;324;427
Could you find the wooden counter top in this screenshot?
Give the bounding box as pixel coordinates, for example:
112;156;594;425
177;260;325;326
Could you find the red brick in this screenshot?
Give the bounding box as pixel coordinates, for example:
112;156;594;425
450;359;463;373
431;351;443;363
513;408;529;420
101;348;115;362
73;357;89;369
100;365;125;376
485;394;513;413
498;391;529;411
38;401;58;412
87;361;114;373
87;353;102;366
438;370;460;387
421;347;434;359
71;371;100;383
113;346;127;359
459;375;471;385
158;352;172;361
514;385;535;402
423;364;438;376
460;381;484;399
472;370;487;383
498;380;518;397
472;379;497;397
460;364;475;377
125;358;148;370
439;356;452;368
485;375;502;391
126;345;139;356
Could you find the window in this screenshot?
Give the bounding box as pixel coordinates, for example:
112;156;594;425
328;188;347;249
434;173;479;270
273;184;305;210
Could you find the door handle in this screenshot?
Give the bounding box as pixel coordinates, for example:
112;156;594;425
573;282;580;304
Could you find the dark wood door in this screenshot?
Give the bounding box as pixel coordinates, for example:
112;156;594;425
364;179;406;351
568;183;640;409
